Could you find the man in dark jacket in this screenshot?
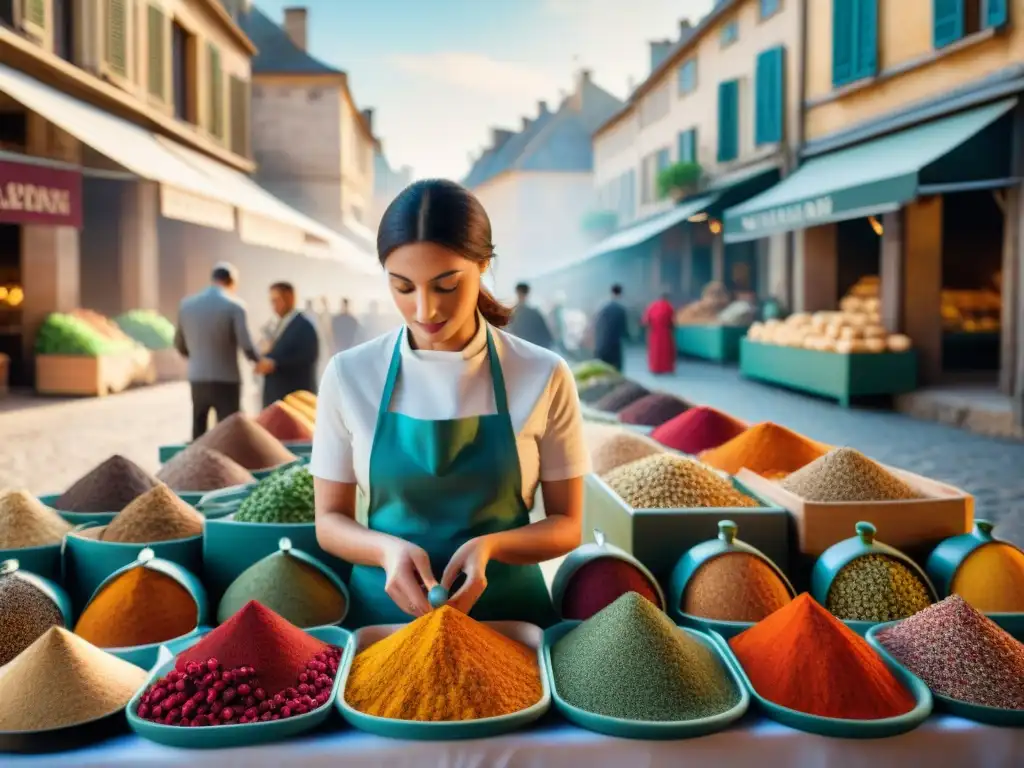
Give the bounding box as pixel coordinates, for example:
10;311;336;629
592;284;629;371
256;282;320;407
507;283;554;349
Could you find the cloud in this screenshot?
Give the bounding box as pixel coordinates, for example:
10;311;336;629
388;52;554;101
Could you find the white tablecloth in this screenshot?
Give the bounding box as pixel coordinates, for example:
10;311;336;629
5;716;1022;768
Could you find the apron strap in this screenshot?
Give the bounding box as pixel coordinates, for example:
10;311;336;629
375;331;405;431
485;328;510;415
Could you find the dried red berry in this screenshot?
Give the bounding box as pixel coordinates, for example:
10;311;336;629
220;707;235;721
237;683;252;696
253;688;266;701
280;706;292;718
206;658;220;671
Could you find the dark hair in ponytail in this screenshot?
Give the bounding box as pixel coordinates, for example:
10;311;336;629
376;179;514;328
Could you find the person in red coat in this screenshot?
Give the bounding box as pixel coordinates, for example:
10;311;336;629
642;293;676;374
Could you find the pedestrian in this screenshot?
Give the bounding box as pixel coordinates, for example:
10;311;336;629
548;291;568;353
507;283;554;349
642;291;676;375
174;262;260;440
331;297;361;354
591;284;629;371
255;282;320;408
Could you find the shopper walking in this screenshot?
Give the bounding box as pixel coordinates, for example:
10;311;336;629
642;292;676;374
592;284;629;371
507;283;554;349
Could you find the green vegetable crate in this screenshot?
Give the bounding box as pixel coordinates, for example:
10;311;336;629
675;324;748;363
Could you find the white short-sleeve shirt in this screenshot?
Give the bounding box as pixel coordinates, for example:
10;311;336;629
308;317;592;509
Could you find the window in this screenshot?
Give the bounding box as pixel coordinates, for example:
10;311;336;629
720;19;739;46
656;147;671;199
171;22;195;123
832;0;877;87
934;0;1008;48
50;0;75;62
761;0;781;19
677;59;697;95
641;153;657;204
229;76;250;157
755;46;785;145
0;1;14;28
147;4;166;100
207;43;224;140
678;128;698;163
717;80;739;162
621;170;636;221
20;0;44;35
105;0;129;78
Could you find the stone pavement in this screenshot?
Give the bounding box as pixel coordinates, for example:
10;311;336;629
623;348;1024;547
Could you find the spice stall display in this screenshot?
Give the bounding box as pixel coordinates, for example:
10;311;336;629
869;596;1024;723
73;548;207;667
699;422;829;478
0;490;72;580
340;606;546;739
668;520;794;637
547;592;746;738
45;454;160;523
926;520;1024;617
727;594;930;737
811;522;937;633
0;627;148;751
256;402;314;443
593;381;650;414
617;393;691;428
584;422;665;476
650;406;747;455
217;538;348;628
156;444;257;496
0;559;72;667
549;530;665;621
127;601;347;747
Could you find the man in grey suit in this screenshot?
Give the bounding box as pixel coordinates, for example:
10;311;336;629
174;263;260;439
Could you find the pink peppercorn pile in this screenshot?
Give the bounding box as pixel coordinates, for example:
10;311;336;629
136;648;342;727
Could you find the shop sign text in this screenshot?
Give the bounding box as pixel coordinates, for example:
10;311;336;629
740;196;833;234
0;160;83;228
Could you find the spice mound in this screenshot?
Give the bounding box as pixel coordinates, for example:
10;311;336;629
594;381;650;413
0;569;66;666
586;423;663;476
684;553;792;623
572;359;619;384
602;454;759;509
729;594;916;719
780;447;924;502
553;592;739;721
157;445;256;492
651;406;747;455
578;376;622;405
951;542;1024;613
0;627;148;732
826;554;933;623
256;401;314;442
875;596;1024;710
562;557;661;621
0;490;72;549
218;550;346;628
235;464;315;523
617;393;691;427
345;605;542;721
102;484;205;544
193;412;295;470
75;565;198;648
53;454;159;512
700;422;829;478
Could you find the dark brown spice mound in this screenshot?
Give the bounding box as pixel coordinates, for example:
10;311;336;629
594;382;650;413
53;455;159;512
157;445;256;492
618;393;691;427
192;413;294;470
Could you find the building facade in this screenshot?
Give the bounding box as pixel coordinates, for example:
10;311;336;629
369;143;413;232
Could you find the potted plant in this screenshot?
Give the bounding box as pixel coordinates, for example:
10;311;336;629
657;161;703;200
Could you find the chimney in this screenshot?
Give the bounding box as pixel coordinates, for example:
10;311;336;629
570;69;591;111
521;116;532;131
649;40;673;72
283;7;307;51
537;100;549;117
361;108;374;134
679;19;693;39
491;128;514;149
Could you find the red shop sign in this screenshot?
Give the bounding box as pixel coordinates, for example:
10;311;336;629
0;159;82;228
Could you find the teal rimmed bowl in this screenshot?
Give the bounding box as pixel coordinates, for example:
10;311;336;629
866;616;1024;727
337;621;550;740
127;625;350;748
0;542;63;584
543;620;748;739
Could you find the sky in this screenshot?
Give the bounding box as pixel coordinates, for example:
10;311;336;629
252;0;715;180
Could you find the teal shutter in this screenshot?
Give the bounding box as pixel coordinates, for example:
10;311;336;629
933;0;964;48
832;0;855;85
854;0;878;79
717;81;739;162
833;0;876;85
987;0;1008;27
755;47;785;145
678;128;698;163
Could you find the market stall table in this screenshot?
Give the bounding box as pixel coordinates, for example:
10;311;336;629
3;716;1020;768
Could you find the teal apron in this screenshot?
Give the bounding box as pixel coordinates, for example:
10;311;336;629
346;327;556;628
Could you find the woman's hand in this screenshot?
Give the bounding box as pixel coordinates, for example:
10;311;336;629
380;538;438;618
441;535;495;614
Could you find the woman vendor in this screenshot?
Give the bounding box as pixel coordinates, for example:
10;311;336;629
310;179;591;627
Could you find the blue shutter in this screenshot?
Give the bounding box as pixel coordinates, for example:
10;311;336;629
854;0;878;79
717;80;738;162
678;129;698;163
689;128;698;163
755;47;785;145
933;0;964;48
832;0;855;86
987;0;1008;28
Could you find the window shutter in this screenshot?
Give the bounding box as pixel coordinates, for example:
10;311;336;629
147;5;165;100
853;0;878;79
832;0;855;86
756;47;785;145
933;0;964;48
230;76;250;157
717;80;739;163
986;0;1008;28
207;44;224;140
22;0;45;29
106;0;129;77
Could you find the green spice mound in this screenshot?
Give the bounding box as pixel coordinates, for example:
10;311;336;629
551;592;739;721
572;359;619;384
826;554;933;622
780;447;924;503
235;464;315;523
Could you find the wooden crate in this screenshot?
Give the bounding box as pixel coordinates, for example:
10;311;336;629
35;353;139;397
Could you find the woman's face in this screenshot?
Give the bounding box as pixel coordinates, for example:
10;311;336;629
385;242;485;350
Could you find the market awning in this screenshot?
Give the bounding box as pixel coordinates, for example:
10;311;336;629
589;194;718;259
723;98;1018;243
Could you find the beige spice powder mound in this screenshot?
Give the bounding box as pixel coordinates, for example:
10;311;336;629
780;447;924;503
102;484;204;544
585;423;665;476
602;454;759;510
0;490;73;549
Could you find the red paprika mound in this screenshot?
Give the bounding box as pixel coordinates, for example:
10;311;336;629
729;594;915;720
617;393;691;427
562;559;661;620
651;406;747;454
